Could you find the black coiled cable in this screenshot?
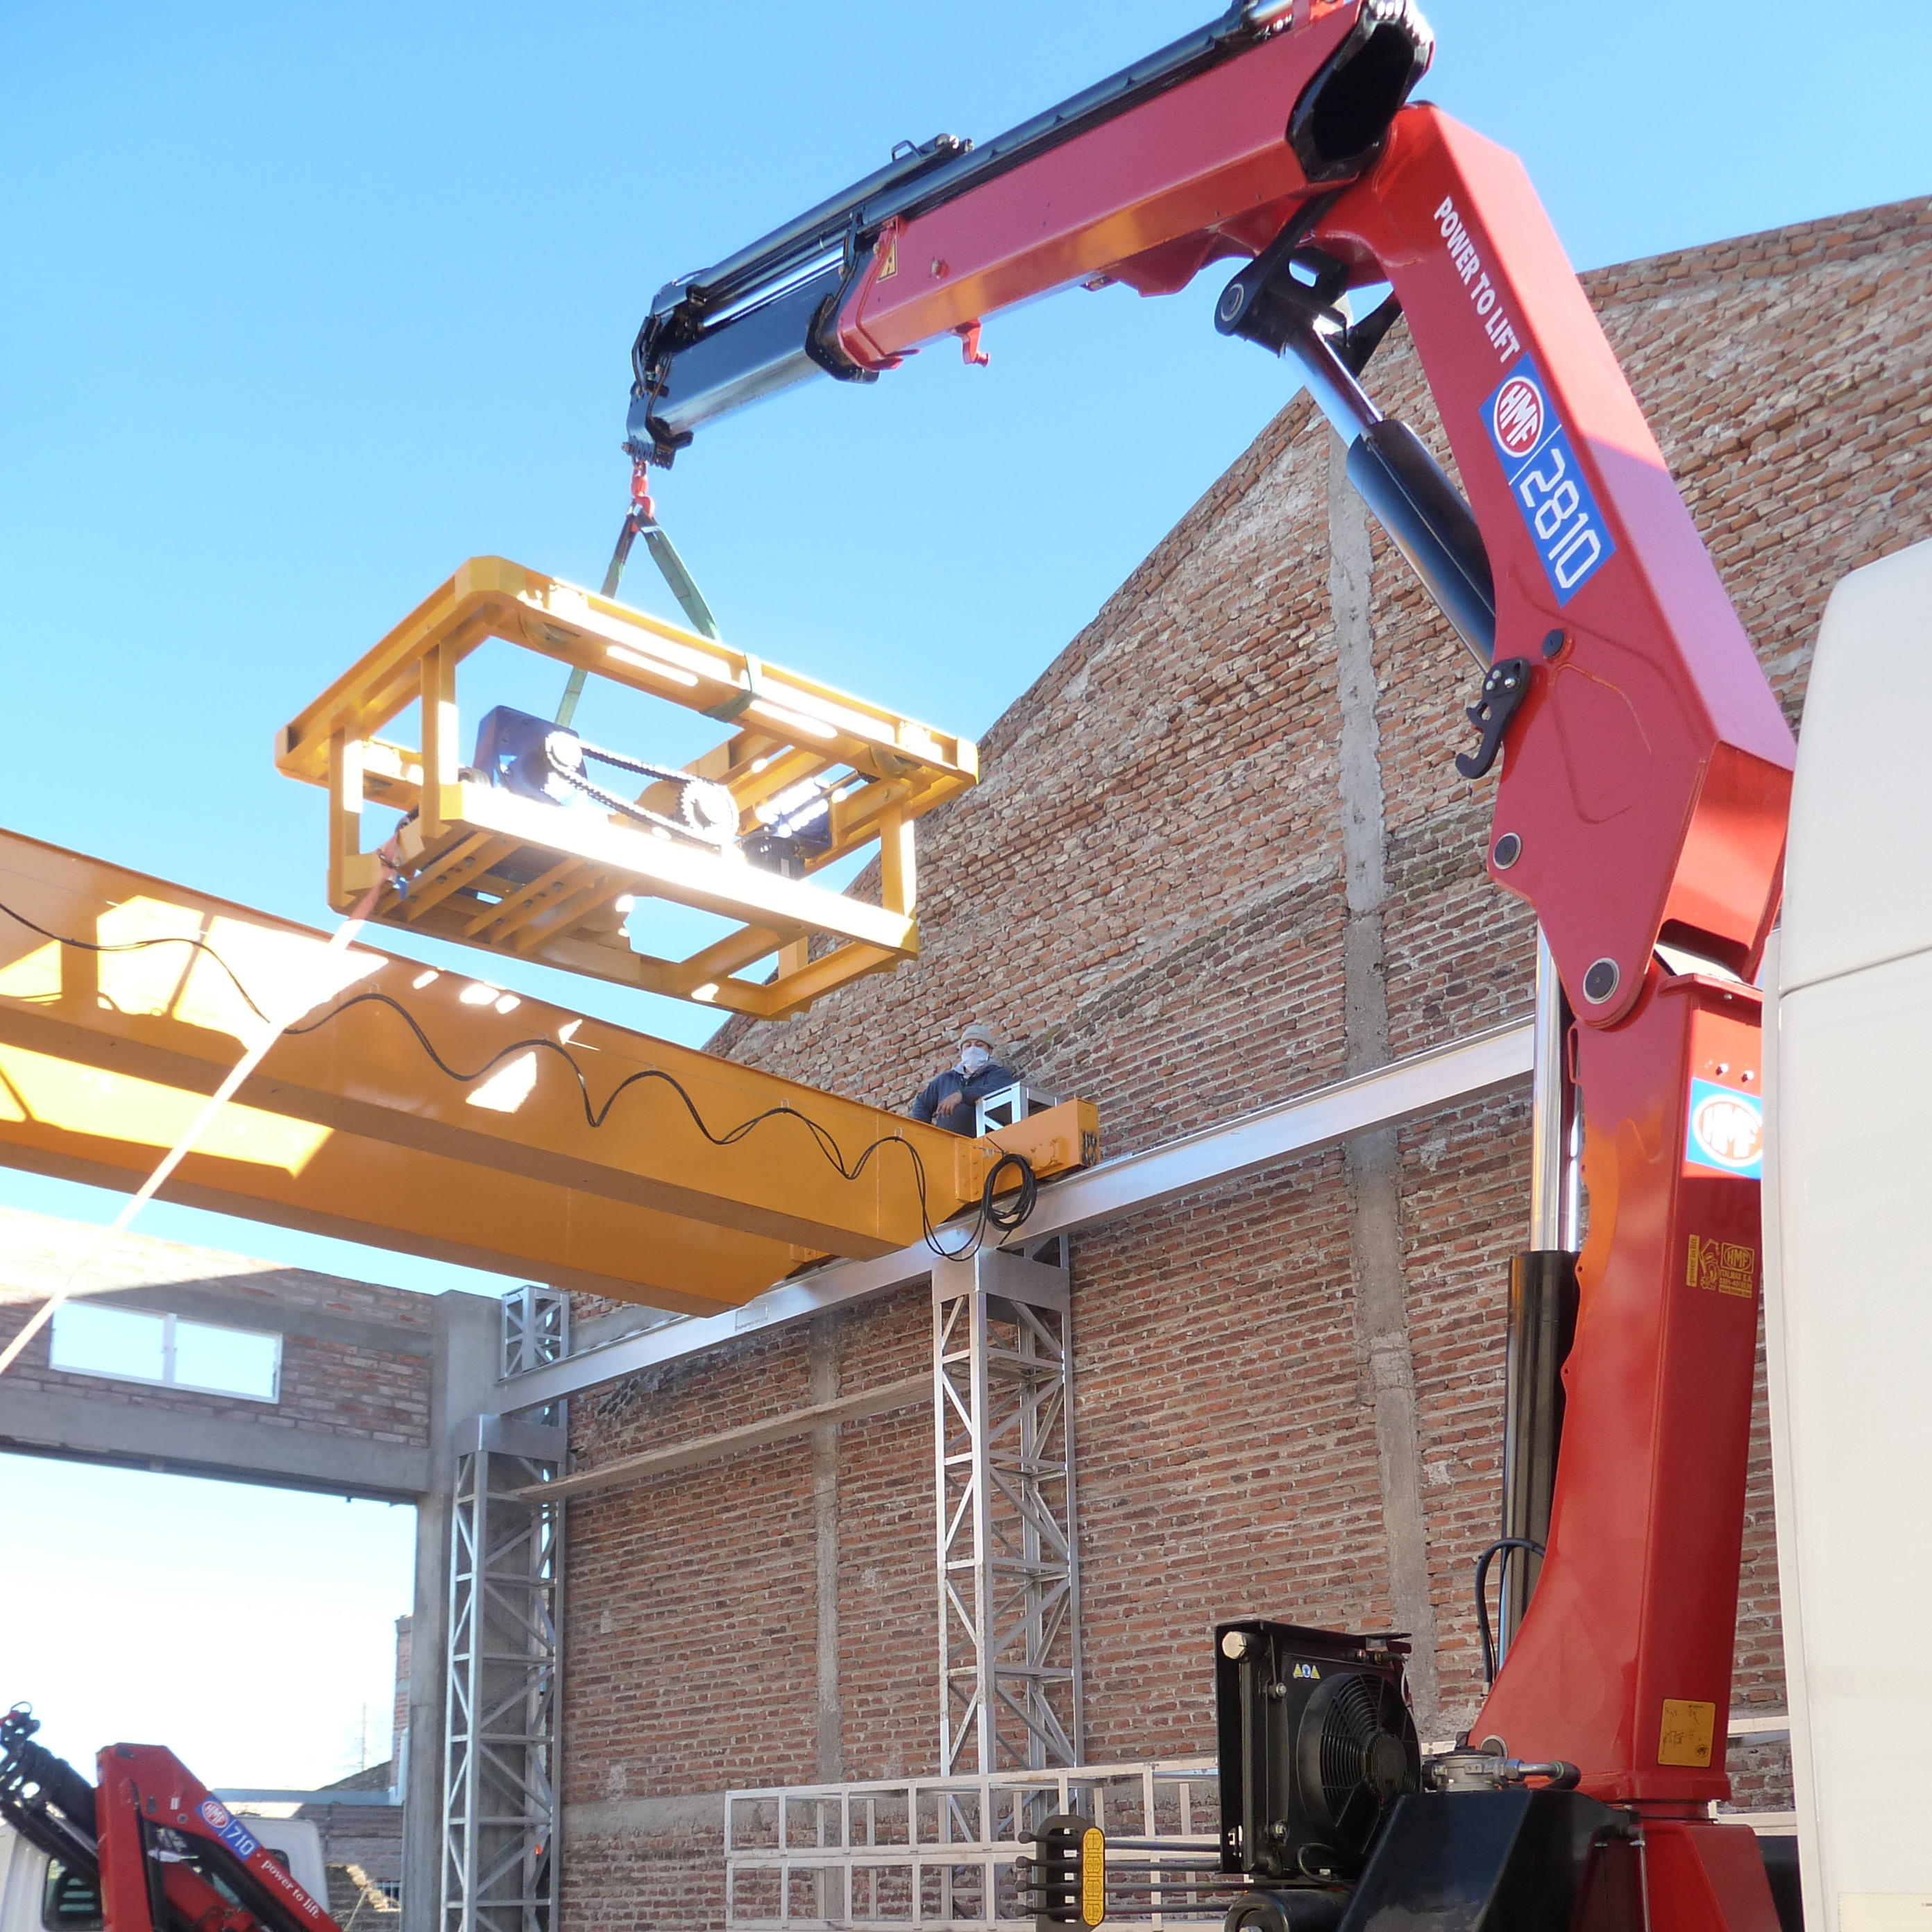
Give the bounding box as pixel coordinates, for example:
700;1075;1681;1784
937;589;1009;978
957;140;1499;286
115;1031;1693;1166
982;1151;1037;1235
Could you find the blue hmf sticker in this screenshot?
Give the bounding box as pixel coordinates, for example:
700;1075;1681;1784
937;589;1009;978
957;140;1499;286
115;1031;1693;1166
1483;357;1617;606
1683;1078;1764;1180
197;1797;260;1863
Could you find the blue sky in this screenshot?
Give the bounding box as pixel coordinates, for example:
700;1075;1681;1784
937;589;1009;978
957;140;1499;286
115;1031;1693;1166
0;1455;414;1790
3;0;1926;1294
0;0;1925;1787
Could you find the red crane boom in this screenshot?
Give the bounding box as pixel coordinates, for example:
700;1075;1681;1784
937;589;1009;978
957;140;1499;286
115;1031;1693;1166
631;4;1791;1923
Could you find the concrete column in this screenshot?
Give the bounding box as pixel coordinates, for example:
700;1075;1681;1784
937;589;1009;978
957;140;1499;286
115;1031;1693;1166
402;1291;500;1932
808;1310;842;1781
1328;434;1443;1729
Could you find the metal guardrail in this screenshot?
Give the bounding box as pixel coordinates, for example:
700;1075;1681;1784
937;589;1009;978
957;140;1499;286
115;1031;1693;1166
722;1723;1800;1929
724;1759;1224;1931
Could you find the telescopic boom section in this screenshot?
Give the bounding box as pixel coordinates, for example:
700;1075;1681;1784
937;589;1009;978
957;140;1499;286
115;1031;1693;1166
628;0;1432;454
625;0;1802;1868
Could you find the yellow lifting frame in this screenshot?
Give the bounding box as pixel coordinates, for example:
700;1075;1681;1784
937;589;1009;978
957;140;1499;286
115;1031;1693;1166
276;557;978;1021
0;828;1096;1311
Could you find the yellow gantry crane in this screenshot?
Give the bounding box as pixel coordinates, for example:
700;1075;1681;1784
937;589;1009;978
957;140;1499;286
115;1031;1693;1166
0;829;1094;1308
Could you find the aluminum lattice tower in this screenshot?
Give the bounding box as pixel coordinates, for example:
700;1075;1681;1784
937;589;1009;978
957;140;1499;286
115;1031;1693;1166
933;1242;1083;1774
441;1291;568;1932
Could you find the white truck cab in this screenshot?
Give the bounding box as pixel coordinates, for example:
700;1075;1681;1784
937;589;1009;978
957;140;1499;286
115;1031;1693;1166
1765;536;1932;1927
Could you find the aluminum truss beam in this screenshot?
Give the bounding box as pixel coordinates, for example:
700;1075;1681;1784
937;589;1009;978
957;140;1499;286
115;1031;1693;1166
501;1285;570;1407
500;1022;1534;1412
934;1245;1081;1775
441;1382;566;1932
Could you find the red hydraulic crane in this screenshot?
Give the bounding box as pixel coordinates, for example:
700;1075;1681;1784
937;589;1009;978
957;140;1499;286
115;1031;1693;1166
621;3;1796;1926
0;1709;353;1932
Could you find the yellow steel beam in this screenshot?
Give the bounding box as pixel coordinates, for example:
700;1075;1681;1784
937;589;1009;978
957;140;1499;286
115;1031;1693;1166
0;1040;800;1315
0;829;1096;1307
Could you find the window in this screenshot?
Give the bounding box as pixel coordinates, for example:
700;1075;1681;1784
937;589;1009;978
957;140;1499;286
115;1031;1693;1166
49;1304;281;1403
42;1860;102;1931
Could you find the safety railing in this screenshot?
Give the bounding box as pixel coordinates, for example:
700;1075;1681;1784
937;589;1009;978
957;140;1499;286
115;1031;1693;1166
723;1758;1228;1931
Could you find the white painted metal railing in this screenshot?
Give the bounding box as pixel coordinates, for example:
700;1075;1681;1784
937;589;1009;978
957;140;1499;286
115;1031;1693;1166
724;1759;1225;1931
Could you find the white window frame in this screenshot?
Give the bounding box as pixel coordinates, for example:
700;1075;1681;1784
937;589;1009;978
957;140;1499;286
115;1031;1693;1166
49;1305;283;1405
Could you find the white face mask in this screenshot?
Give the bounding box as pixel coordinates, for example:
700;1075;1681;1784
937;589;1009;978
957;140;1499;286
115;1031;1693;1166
959;1044;992;1075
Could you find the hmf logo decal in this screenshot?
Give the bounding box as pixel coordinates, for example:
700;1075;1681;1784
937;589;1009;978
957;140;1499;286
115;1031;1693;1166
1490;376;1544;461
1483;356;1617;605
198;1797;260;1863
1687;1236;1757;1300
1684;1077;1763;1179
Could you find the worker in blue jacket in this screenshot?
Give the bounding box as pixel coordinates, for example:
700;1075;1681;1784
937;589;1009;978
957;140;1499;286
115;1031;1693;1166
910;1023;1017;1137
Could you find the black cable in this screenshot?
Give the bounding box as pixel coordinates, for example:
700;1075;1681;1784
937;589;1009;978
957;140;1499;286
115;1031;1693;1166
982;1151;1037;1234
1474;1537;1546;1685
284;989;1028;1256
0;901;273;1025
0;897;1035;1257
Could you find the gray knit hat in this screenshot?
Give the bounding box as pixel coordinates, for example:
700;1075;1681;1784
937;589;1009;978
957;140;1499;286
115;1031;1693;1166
958;1023;996;1049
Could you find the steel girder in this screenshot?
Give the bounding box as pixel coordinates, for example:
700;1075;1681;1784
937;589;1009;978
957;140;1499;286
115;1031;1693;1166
0;827;1094;1310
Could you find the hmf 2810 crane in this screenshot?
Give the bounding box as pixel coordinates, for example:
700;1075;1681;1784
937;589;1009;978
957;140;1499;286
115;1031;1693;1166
623;2;1795;1926
0;1709;350;1932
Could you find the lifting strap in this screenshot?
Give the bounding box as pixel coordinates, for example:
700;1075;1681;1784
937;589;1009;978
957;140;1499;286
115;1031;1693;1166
557;461;721;729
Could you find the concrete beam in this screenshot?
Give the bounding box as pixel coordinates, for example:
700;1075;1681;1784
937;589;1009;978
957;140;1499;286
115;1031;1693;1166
563;1793;725;1839
0;1380;432;1499
1327;430;1441;1728
400;1291;500;1932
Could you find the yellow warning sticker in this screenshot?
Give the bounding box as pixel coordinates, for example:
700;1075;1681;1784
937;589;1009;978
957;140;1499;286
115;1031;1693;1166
1658;1698;1717;1768
1080;1826;1105;1927
876;227;899;282
1686;1235;1756;1298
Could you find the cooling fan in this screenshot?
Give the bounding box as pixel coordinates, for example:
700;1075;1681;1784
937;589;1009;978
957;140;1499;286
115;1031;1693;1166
1216;1620;1421;1888
1298;1667;1418;1865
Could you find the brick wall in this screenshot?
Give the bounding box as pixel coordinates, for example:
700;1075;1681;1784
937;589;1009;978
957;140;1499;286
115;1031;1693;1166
0;1206;432;1456
560;196;1932;1928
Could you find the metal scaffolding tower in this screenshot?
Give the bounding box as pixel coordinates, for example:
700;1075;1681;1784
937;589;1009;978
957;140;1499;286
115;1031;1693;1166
441;1291;568;1932
500;1285;570;1408
933;1240;1083;1775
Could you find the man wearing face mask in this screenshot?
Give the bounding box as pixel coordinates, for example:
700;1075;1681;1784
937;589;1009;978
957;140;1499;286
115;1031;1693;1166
910;1022;1017;1137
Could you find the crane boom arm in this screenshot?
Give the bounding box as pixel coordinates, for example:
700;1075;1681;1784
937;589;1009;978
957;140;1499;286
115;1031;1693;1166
622;0;1800;1864
628;0;1425;454
1;1711;346;1932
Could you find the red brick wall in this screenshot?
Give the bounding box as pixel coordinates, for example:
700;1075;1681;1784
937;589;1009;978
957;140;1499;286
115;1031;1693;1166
560;196;1932;1927
0;1208;432;1453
